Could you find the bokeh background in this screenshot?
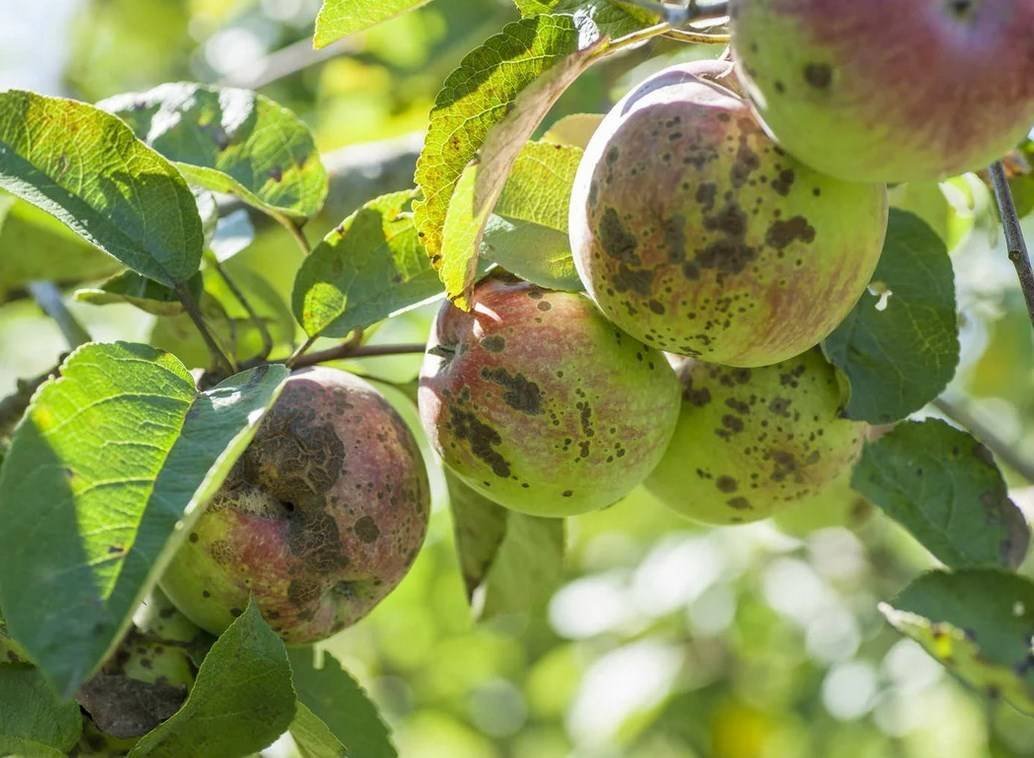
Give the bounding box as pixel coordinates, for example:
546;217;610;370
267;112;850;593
3;1;1034;756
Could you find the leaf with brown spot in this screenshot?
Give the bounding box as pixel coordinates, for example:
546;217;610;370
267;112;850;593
852;419;1029;569
881;569;1034;714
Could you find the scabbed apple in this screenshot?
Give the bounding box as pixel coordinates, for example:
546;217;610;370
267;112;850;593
646;349;865;525
568;59;887;367
730;0;1034;183
418;275;681;517
161;367;430;644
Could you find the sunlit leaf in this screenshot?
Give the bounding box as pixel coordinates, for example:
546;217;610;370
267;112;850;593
314;0;433;48
0;344;287;694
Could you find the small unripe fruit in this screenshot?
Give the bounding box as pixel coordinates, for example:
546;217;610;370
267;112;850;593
730;0;1034;183
646;349;865;525
419;276;681;516
161;367;430;644
569;60;887;366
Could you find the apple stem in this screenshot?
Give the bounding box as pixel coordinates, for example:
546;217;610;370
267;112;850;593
989;161;1034;329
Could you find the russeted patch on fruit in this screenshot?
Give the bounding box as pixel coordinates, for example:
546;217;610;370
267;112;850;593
646;349;866;525
418;275;681;517
161;367;430;645
568;59;888;367
730;0;1034;182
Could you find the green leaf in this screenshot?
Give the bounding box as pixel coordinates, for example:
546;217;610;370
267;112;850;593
130;601;296;757
292;190;442;339
541;112;603;148
880;569;1034;714
516;0;659;36
0;196;121;300
0;344;288;695
496;141;583;232
0;664;81;756
0;91;203;286
852;419;1029;570
823;210;959;423
75;271;203;316
291;703;348;758
101;83;328;223
447;473;565;619
288;648;396;758
413;14;605;305
481;216;582;291
314;0;433;48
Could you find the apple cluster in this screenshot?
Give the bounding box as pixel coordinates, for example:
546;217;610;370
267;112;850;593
158;1;1034;647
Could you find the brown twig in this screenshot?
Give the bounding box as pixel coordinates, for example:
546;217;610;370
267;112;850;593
290;342;426;370
989;161;1034;329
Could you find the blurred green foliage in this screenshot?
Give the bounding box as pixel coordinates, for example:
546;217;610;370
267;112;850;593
2;1;1034;755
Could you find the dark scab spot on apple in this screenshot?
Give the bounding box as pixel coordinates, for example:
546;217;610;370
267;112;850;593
766;216;816;250
480;335;506;352
717;475;738;493
613;263;655;297
287;577;322;606
728;496;752;510
447;407;512;478
803;62;832;89
353;515;380;543
663;215;686;262
562;490;574;497
769;397;791;417
537;301;552;312
188;532;199;543
722;415;744;434
771;169;795;196
696;182;717;212
288;506;348;573
683;379;711;407
648;299;666;315
480;367;543;414
599;207;640;264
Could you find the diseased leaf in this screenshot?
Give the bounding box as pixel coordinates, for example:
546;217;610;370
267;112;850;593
288;648;396;758
292;190;442;339
516;0;659;36
0;196;121;299
852;419;1029;570
0;91;203;286
314;0;433;48
129;601;295;757
481;216;582;291
881;569;1034;714
101;83;328;222
413;14;605;305
75;271;203;316
0;344;288;694
823;210;958;423
447;473;565;619
0;664;82;757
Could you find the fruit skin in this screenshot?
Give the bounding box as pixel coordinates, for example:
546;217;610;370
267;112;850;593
419;275;681;517
730;0;1034;183
161;367;430;645
645;349;865;525
569;60;887;367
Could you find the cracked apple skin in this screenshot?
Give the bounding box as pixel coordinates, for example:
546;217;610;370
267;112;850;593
730;0;1034;183
568;59;887;367
418;276;681;517
161;367;430;645
646;349;865;525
